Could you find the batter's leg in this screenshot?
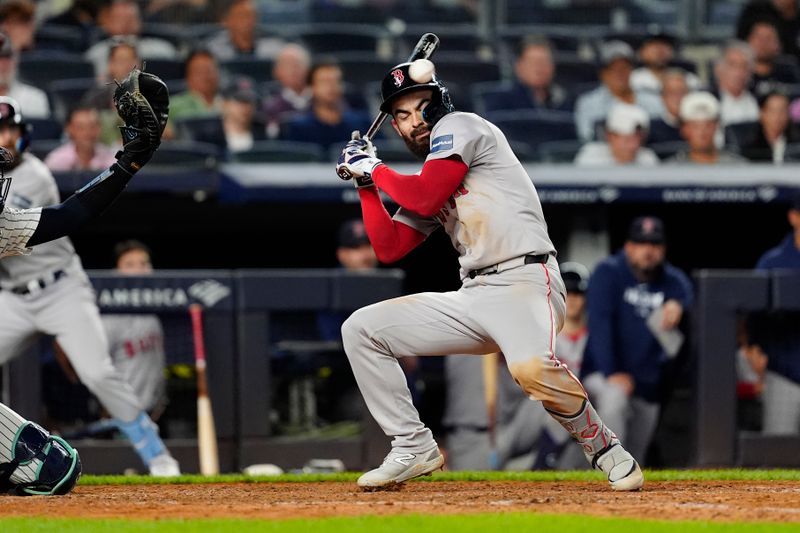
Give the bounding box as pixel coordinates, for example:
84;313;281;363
35;279;178;475
472;262;643;490
341;291;497;488
583;372;631;444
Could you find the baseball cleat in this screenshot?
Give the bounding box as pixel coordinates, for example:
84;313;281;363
148;452;181;477
593;443;644;491
357;448;444;490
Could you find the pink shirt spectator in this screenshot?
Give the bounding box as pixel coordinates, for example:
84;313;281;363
44;142;118;171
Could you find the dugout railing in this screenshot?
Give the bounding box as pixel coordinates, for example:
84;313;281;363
4;269;403;475
693;270;800;467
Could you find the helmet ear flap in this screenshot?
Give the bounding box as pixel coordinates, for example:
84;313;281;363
421;80;454;127
15;123;31;153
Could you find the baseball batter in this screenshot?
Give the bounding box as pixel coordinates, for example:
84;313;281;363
335;60;644;491
0;69;175;493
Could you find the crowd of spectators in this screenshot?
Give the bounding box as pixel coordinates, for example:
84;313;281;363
3;0;800;171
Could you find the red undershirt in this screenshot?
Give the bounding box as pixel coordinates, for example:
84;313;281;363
357;157;468;263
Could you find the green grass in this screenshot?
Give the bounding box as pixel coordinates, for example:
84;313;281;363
78;468;800;486
2;513;798;533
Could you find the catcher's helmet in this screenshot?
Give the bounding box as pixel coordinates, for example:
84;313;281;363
0;97;31;152
379;61;453;126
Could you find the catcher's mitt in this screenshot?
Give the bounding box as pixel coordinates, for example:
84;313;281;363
113;68;169;173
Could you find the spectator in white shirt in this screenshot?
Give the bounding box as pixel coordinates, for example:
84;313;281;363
575;103;659;166
0;30;48;118
44;106;118;171
714;41;759;126
668;91;746;164
574;40;663;141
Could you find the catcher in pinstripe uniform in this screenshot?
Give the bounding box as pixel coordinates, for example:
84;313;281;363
0;68;169;495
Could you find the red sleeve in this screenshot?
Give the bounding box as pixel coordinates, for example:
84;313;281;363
358;187;426;264
371;157;469;217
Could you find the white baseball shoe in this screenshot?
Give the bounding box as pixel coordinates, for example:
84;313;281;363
357;448;444;490
593;443;644;491
148;452;181;477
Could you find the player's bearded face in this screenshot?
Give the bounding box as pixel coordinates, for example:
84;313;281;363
391;90;433;159
403;123;431;159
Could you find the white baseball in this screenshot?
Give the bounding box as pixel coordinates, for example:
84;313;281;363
409;59;435;83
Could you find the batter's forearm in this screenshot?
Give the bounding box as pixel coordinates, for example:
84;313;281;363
27;163;134;247
358;187;425;263
372;158;468;217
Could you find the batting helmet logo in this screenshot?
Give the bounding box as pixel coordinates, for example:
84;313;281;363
391;69;405;87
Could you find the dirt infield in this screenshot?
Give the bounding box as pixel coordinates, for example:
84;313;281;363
1;481;799;522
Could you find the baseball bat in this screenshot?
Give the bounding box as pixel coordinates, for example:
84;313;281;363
189;303;220;476
363;32;440;141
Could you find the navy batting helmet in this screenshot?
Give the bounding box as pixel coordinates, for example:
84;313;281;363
379;61;453;126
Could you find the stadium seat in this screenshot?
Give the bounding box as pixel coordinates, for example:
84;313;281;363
399;25;493;57
429;52;503;87
34;24;94;53
648;140;687;160
297;24;383;55
231;141;325;163
725;121;760;149
18;53;95;88
335;53;396;86
148;140;222;168
538;139;585;163
28;118;63;141
553;54;599;90
488;109;577;158
221;58;274;84
173;116;225;146
142;58;185;84
47;78;97;123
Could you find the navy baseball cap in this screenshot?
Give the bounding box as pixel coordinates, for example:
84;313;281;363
338;219;370;248
628;216;666;244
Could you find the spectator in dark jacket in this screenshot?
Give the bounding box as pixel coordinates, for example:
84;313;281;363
283;58;369;152
581;216;693;464
737;0;800;58
745;19;800;96
482;36;572;113
747;193;800;435
741;91;798;162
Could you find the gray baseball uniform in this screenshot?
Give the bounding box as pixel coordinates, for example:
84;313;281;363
342;112;594;456
102;315;167;412
0;153;143;422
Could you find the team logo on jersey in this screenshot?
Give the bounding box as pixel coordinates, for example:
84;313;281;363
391;69;405;87
430;134;453;153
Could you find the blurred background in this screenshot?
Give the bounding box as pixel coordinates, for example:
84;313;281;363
0;0;798;474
